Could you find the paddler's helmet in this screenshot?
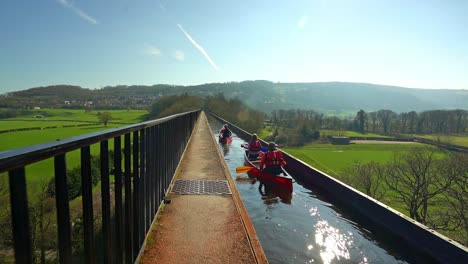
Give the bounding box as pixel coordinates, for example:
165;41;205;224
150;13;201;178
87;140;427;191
268;142;278;150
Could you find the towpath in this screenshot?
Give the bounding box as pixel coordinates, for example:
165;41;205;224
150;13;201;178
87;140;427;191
140;112;267;264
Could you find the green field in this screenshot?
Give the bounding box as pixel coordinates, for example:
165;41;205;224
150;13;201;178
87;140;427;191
2;108;147;123
0;109;148;196
258;126;392;141
282;143;427;177
258;125;273;139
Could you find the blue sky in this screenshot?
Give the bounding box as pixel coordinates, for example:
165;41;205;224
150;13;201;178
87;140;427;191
1;0;467;93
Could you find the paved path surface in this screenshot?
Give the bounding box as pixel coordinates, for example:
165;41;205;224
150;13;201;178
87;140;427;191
140;112;267;264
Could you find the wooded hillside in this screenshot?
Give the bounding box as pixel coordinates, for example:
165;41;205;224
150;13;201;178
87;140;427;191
2;81;467;113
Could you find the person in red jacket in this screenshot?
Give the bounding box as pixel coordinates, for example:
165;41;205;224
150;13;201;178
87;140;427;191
247;133;262;160
259;142;286;176
220;124;232;138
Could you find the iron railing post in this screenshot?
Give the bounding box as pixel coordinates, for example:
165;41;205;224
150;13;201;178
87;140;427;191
55;154;72;264
124;133;133;263
132;131;140;258
114;136;123;264
9;167;33;264
100;140;112;263
81;146;95;264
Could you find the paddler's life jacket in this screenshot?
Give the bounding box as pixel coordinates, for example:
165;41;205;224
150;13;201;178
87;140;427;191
249;140;261;152
221;128;231;137
264;150;284;167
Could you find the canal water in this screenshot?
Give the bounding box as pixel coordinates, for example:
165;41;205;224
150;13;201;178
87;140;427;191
209;120;409;264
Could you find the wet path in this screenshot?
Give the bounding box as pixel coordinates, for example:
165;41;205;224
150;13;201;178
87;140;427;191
209;119;409;264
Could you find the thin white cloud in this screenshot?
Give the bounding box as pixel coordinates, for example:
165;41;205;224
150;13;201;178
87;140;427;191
174;50;185;61
177;24;219;71
145;44;162;57
56;0;98;24
297;15;308;29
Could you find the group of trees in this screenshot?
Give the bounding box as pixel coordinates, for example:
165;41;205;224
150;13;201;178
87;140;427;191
270;108;468;136
342;148;468;245
204;93;265;133
147;93;265;134
354;109;468;135
148;93;203;119
264;108;467;146
266;109;321;146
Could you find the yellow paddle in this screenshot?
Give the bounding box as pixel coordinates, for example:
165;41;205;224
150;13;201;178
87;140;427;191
235;166;254;174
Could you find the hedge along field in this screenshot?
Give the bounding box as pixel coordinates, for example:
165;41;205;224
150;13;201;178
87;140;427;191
411;133;468;148
282;143;429;177
0;121;98;131
319;130;392;138
257;127;393;140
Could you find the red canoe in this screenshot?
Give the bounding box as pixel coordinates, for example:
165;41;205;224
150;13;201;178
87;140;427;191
243;150;293;193
219;133;233;144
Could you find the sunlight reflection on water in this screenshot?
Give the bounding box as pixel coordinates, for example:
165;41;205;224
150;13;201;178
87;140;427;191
314;219;352;264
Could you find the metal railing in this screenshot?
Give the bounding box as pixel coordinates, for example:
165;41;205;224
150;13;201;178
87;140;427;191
0;110;200;263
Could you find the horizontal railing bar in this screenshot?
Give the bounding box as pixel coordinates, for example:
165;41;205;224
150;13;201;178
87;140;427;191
0;110;199;173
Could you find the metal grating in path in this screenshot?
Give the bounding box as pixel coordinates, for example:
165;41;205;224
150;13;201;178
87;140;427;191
172;179;231;195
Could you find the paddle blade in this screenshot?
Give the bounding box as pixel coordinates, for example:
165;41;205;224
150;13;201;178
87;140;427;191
236;166;254;174
260;147;267;152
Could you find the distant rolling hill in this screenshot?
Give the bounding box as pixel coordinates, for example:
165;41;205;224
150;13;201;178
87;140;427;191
1;81;467;113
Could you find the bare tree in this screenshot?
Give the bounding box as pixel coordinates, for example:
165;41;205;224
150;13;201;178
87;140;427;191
30;180;56;264
98;112;113;127
407;111;418;134
0;173;13;261
343;161;387;200
454;109;467;133
377;109;396;134
437;153;468;244
368;111;378;133
384;147;454;224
